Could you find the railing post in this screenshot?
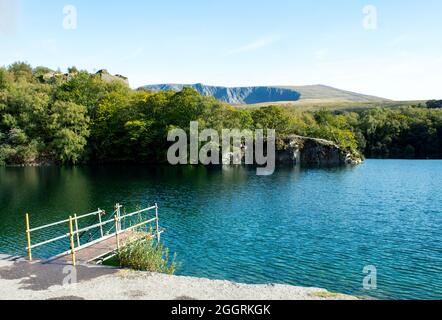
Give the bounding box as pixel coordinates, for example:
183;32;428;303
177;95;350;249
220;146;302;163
98;209;104;238
69;216;76;266
74;214;80;247
114;214;120;250
25;213;32;262
155;203;160;243
116;204;122;231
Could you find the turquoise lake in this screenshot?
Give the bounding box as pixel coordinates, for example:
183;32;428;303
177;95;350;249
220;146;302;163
0;160;441;299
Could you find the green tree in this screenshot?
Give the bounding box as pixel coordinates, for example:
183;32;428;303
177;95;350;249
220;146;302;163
47;101;90;163
426;100;442;109
0;68;13;90
251;105;292;135
8;62;34;83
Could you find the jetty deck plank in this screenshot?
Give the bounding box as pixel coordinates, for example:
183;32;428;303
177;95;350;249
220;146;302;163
49;231;138;265
75;232;135;263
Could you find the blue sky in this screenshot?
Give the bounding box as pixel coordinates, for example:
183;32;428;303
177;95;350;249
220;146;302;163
1;0;441;100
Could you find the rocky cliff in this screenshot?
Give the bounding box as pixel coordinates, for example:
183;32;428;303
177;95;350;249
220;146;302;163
276;135;362;166
143;83;301;104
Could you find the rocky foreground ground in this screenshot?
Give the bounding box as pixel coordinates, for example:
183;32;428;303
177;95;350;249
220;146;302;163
0;255;357;300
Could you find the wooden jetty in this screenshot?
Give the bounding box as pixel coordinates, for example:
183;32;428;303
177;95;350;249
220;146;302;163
25;203;164;266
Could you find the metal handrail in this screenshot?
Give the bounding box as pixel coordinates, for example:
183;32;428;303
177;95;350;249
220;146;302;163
118;217;157;234
25;204;160;263
28;210;103;233
72;217;115;235
71;217;159;254
28;218;70;233
26;209;105;251
70;206;156;236
76;210;104;221
119;206;156;220
29;233;70;250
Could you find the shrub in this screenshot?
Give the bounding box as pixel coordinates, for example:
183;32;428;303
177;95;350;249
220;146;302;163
117;234;177;275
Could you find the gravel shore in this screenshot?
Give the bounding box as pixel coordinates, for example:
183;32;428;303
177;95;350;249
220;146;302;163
0;255;357;300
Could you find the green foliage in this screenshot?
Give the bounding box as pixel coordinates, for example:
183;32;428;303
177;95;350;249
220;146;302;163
0;128;40;165
55;71;106;114
117;236;177;274
48;101;90;163
0;68;13;90
8;62;34;83
306;110;360;154
0;65;91;165
358;107;442;158
67;66;79;74
251;105;292;135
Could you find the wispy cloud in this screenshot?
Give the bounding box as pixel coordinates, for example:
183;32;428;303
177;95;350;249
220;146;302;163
226;35;282;55
121;47;145;61
315;48;329;61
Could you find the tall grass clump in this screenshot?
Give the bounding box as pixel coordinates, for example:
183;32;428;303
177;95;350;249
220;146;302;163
117;235;177;275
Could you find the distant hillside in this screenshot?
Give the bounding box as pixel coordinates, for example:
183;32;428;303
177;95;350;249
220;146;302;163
142;83;301;104
141;83;389;105
280;85;388;103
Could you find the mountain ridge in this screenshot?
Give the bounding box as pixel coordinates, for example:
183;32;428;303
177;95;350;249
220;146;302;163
140;83;389;105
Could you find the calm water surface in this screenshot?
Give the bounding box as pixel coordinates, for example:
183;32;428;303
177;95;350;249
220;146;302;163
0;160;441;299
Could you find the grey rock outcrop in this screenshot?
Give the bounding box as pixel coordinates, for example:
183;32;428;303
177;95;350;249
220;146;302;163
96;69;129;86
276;135;362;166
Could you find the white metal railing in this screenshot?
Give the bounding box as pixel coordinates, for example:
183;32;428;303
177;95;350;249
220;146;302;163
25;208;105;260
26;209;105;251
25;203;162;265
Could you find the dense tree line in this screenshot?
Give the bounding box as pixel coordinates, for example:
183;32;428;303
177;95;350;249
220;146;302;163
0;62;441;165
354;107;442;158
426;100;442;109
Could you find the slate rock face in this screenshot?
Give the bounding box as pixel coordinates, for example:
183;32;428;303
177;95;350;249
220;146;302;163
221;135;362;167
276;135;363;166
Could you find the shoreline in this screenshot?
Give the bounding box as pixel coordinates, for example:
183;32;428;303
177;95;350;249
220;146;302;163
3;158;442;169
0;255;357;300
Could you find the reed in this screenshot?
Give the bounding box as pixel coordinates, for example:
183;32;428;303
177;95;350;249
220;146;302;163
116;233;177;275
